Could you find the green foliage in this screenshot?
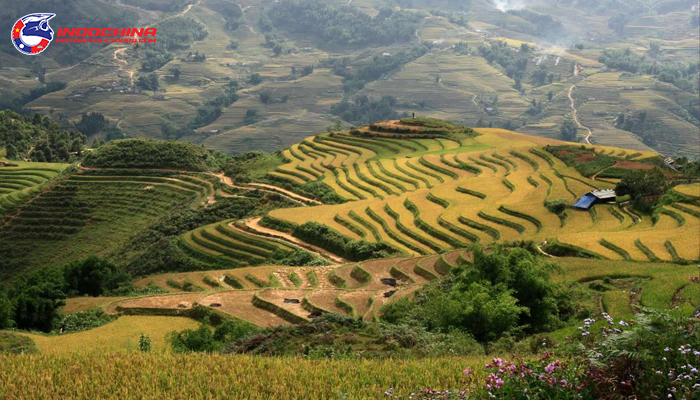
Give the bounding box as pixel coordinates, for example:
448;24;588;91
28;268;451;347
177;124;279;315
139;333;151;352
560;120;578;142
170;318;258;353
82;139;223;171
9;268;67;332
75;112;108;137
63;256;131;297
292;222;400;261
268;1;423;47
330;95;407;125
0;110;84;162
599;48;699;94
545;199;568;215
55;309;116;334
382;247;574;342
0;291;11;329
615;168;671;212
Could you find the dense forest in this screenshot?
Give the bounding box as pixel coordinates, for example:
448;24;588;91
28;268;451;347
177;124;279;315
0;111;85;162
267;0;424;47
330;95;408;125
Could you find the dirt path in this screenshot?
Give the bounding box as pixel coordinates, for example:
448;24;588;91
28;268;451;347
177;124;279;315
112;47;134;86
178;0;201;17
208;172;321;206
536;241;556;258
240;217;345;264
591;166;612;181
568;83;593;145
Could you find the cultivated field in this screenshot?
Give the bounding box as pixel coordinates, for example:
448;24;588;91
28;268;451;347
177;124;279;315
119;249;468;326
265;123;697;262
0;161;68;216
0;352;484;400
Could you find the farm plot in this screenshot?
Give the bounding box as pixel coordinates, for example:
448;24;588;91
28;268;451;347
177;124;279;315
0;162;68;215
0;169;213;275
263;123;698;262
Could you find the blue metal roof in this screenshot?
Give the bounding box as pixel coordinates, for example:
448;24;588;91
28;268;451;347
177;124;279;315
574;194;597;209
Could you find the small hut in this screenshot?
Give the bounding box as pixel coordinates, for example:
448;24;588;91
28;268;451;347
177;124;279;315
573;189;616;210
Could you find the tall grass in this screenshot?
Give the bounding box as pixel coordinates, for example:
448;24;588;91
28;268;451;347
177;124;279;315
0;352;484;400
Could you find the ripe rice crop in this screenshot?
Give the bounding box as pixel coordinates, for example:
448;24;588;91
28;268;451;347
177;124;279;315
0;353;486;400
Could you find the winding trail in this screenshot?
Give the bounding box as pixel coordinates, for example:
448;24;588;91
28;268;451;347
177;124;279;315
208;172;321;206
178;0;201;17
568;64;593;145
536;241;556;258
235;217;345;264
591;166;612;181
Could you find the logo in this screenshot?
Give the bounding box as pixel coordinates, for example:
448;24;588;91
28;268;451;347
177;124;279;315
11;13;56;55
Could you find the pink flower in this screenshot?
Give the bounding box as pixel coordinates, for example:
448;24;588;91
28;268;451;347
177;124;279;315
495;378;504;388
463;367;472;376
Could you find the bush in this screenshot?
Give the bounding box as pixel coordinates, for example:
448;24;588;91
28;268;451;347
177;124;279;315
382;247;574;342
544;199;568;215
55;309;116;334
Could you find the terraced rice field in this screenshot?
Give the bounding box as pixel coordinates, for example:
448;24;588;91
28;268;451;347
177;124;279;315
0;168;226;274
265;126;697;263
120;251;469;327
179;220;301;268
0;162;68;215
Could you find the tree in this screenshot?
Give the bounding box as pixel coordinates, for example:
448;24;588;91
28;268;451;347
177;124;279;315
63;256;132;297
31;61;46;84
531;65;549;86
75;112;108;136
608;13;629;36
249;73;263;85
5;144;17;159
10;269;66;332
0;290;12;329
382;247;572;342
169;66;182;80
615;168;670;212
560;120;578;142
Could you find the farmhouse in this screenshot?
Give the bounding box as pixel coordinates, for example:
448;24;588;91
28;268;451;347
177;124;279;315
573;189;616;210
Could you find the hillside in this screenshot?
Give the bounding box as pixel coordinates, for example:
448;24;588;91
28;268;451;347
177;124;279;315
0;118;698;398
1;0;696;158
261;119;697;263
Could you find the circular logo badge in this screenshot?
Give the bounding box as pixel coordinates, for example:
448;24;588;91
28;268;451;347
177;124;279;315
11;13;56;55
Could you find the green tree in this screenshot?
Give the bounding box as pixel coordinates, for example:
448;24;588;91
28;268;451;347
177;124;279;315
615;168;670;212
11;269;67;332
169;66;182;80
608;13;629;36
63;256;131;297
5;144;17;159
560;120;578;142
0;290;12;329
